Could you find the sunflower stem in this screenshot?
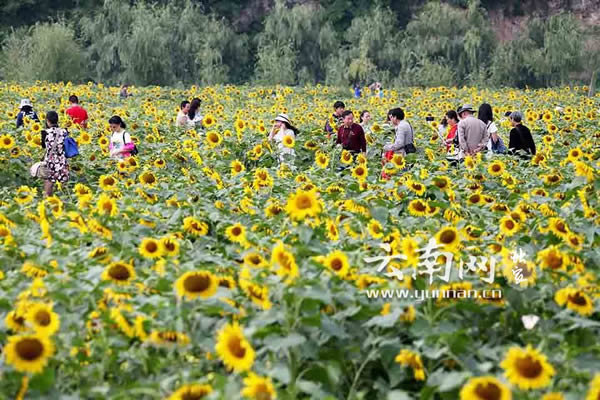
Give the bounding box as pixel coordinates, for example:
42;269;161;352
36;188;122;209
346;348;376;400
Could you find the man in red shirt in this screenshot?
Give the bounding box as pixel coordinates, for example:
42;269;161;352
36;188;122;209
336;110;366;154
65;95;89;128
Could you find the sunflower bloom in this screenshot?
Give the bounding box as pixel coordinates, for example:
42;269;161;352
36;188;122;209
175;270;218;300
554;287;594;316
501;345;555;390
285;189;321;221
167;384;213;400
215;322;255;373
241;373;277;400
459;376;512;400
4;333;55;374
26;303;60;336
395;349;426;380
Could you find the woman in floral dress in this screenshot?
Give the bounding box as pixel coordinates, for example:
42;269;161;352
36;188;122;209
41;111;69;196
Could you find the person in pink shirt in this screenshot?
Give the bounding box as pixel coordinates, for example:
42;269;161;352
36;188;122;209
65;95;89;128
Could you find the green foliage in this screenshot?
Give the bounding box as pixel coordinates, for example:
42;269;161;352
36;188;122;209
0;0;596;87
255;0;334;85
490;13;583;87
399;1;495;86
0;22;86;83
79;0;248;86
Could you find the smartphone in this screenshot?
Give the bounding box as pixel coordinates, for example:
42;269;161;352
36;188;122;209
425;116;435;122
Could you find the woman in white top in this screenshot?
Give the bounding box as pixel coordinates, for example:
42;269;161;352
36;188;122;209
108;115;135;159
359;110;372;133
268;113;298;162
478;103;499;151
188;98;203;128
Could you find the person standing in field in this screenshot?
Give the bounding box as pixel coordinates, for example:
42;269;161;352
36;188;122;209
188;98;203;127
440;110;459;153
325;101;346;137
16;98;39;128
108;116;135;159
119;84;131;99
40;111;69;196
457;104;489;156
359;110;371;133
508;111;536;157
478;103;505;153
176;100;191;127
336;110;366;155
268;113;298;163
383;107;415;157
65;95;89;129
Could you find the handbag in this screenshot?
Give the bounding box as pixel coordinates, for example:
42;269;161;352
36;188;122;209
30;162;48;179
123;132;139;156
404;143;417;154
64;129;79;158
403;122;417;154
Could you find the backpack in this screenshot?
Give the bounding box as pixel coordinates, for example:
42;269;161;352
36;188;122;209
123;132;139;156
63;129;79;158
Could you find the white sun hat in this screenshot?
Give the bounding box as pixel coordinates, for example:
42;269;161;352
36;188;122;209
19;99;32;109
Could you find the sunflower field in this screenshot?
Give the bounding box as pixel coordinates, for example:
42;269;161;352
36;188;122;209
0;82;599;400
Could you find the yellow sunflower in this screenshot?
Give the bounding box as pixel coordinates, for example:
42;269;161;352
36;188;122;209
14;186;36;205
554;287;594;316
322;250;350;278
159;236;180;257
315;152;330;168
536;246;569;271
101;261;136;285
351;164;368;181
205;131;222;148
0;134;16;149
487;160;505;177
4;333;55;374
241;373;277;400
96;193;118;217
282;134;295;148
270;241;299;281
585;374;600;400
167;384;213;400
139;237;163;259
183;216;209;236
499;216;520;237
231;160;245;176
202;114;216;128
435;226;461;252
501;345;555;390
226;223;247;244
459;376;512;400
174;270;218;300
26;303;60;336
139;171;158;187
285;189;321;221
340;150;353;164
215;322;255;372
394;349;426;381
367;219;384;239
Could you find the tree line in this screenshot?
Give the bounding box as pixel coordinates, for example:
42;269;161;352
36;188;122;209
0;0;597;88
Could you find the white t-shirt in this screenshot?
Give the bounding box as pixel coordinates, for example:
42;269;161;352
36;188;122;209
273;128;295;159
110;130;132;159
486;121;498;151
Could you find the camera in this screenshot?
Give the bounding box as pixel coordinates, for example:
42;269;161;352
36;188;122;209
504;111;512;117
425;116;435;122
